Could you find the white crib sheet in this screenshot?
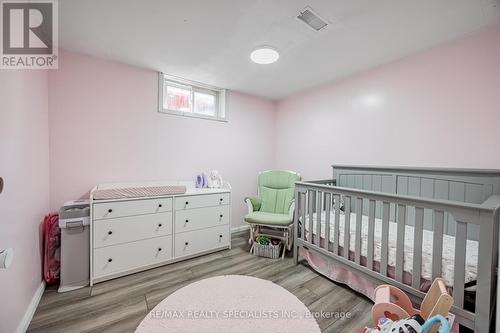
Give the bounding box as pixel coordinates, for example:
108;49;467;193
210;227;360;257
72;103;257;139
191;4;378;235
304;211;478;286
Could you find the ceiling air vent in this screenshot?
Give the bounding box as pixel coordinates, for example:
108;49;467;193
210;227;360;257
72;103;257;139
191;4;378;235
297;6;328;31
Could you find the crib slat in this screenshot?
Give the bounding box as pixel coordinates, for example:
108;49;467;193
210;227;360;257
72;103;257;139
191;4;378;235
293;190;301;264
475;211;495;333
355;197;363;264
380;201;390;276
308;191;314;244
300;192;306;242
395;204;406;282
344;196;351;260
412;207;424;289
316;191;322;246
367;199;376;270
453;221;467;308
432;210;444;280
324;193;331;251
334;195;340;255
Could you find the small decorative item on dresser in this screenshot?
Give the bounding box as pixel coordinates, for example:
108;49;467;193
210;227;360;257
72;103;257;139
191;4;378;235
195;172;208;188
251;236;283;259
207;170;223;188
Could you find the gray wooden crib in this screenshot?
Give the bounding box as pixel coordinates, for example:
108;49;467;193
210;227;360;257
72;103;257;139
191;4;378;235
293;165;500;332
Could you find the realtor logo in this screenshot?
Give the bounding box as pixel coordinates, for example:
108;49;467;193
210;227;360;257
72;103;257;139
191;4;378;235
1;0;58;69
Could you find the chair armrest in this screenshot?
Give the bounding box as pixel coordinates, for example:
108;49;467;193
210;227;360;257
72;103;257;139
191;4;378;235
244;196;261;213
288;200;295;221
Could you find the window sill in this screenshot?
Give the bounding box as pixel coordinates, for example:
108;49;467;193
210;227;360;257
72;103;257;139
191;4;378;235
158;108;228;122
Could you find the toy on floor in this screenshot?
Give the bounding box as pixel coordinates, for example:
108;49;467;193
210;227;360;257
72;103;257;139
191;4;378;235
372;278;453;333
255;235;280;246
421;316;451;333
255;235;271;245
361;314;450;333
361;314;425;333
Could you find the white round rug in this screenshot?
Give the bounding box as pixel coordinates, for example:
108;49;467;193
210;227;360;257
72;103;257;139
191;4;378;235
136;275;321;333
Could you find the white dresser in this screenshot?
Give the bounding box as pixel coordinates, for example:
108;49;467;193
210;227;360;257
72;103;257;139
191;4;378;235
89;181;231;285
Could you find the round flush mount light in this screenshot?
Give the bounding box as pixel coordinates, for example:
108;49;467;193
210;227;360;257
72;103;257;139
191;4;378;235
250;47;279;64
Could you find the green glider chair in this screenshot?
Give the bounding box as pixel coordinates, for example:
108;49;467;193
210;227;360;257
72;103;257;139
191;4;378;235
244;170;301;258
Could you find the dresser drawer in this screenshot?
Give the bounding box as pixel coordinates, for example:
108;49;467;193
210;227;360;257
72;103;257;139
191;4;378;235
93;198;173;220
93;212;173;248
93;235;172;278
175;206;229;234
175;193;230;210
174;225;229;258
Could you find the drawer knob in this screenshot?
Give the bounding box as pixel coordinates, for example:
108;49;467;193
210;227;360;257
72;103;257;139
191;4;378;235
185;219;189;223
108;231;113;235
108;258;113;263
219;214;223;218
219;234;223;238
220;198;223;202
158;223;162;227
108;209;113;213
185;242;189;246
158;204;163;208
158;247;162;251
185;201;189;205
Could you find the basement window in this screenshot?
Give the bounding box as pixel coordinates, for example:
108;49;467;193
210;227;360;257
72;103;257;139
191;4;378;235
159;73;226;121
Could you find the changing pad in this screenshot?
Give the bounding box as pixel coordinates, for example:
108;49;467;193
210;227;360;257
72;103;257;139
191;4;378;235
92;185;187;200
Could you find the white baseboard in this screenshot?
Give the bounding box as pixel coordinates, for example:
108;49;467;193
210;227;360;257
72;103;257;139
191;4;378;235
231;225;250;234
16;281;45;333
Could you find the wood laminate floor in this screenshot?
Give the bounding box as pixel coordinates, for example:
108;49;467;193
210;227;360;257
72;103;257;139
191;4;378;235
28;231;372;333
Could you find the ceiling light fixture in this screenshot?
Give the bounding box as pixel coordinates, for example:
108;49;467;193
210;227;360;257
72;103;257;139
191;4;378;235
250;47;279;65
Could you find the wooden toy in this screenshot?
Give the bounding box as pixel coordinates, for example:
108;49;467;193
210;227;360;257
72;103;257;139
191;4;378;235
372;278;453;333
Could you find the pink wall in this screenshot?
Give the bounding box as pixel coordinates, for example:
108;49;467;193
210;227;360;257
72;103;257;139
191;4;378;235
275;25;500;180
0;70;49;333
48;51;276;228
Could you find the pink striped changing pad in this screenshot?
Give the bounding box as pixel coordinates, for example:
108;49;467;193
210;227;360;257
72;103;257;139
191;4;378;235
92;185;187;200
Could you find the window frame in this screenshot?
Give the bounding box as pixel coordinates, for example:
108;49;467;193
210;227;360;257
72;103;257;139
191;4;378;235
158;73;227;122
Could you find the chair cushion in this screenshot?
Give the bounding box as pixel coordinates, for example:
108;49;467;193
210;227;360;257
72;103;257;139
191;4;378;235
259;170;300;189
259;187;293;214
258;170;300;215
244;211;292;226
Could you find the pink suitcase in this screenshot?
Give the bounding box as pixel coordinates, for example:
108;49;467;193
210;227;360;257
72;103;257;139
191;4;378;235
43;213;60;284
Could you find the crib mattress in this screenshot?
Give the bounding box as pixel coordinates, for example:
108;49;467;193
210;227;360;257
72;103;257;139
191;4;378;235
304;211;478;286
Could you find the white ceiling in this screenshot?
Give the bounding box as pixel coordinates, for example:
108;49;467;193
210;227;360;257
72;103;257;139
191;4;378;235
59;0;500;100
